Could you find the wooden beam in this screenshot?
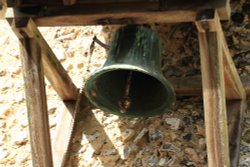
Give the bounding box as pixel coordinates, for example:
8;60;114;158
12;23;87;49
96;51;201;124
196;10;230;167
169;76;202;96
63;0;76;6
26;19;79;100
227;100;247;167
53;93;91;167
52;101;79;167
4;0;230;26
168;76;250;97
196;10;246;100
218;0;231;20
0;0;7;19
215;6;245;100
19;34;53;167
6;0;228;10
12;18;79;100
33;10;198;26
11;18;81;167
221;31;246;100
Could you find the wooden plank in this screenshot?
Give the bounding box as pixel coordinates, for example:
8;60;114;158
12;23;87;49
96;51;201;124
12;18;81;167
196;10;230;167
52;101;76;167
12;18;79;100
221;31;246;100
4;0;229;26
53;93;91;167
33;10;198;26
196;9;246;100
19;35;53;167
63;0;76;6
169;76;202;96
218;0;231;20
0;0;7;19
27;19;79;100
7;0;228;10
227;100;247;167
168;76;250;97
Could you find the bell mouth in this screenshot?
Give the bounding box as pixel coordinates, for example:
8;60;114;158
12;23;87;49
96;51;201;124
84;66;175;117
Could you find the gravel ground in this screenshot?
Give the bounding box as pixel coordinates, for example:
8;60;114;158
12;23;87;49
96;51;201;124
0;0;250;166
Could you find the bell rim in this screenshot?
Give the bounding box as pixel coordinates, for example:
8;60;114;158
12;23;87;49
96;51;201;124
84;64;176;117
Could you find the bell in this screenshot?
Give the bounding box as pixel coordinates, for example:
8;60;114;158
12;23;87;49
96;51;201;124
84;25;175;117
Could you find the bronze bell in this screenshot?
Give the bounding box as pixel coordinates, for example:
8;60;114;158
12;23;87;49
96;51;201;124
84;25;175;117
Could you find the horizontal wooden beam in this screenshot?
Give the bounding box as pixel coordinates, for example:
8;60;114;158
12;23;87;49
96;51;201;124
63;0;76;6
168;76;250;97
33;10;198;26
6;0;228;10
4;0;230;26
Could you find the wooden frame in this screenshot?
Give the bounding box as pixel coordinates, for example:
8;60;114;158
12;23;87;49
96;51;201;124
1;1;249;167
3;0;231;26
195;9;247;167
18;32;53;167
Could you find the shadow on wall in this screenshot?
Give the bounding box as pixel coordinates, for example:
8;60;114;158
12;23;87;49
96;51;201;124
66;91;207;167
66;94;150;167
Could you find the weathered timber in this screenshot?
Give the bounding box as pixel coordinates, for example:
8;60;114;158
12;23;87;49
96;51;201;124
52;101;80;167
6;0;227;10
196;10;230;167
63;0;76;6
12;18;80;167
4;0;230;26
168;76;250;97
169;76;202;96
217;0;231;20
221;32;246;100
58;93;91;167
196;10;246;100
0;0;7;19
227;100;247;167
33;10;197;26
19;36;53;167
12;18;79;100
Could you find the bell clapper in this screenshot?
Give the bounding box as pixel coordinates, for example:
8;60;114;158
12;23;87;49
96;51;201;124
118;71;133;113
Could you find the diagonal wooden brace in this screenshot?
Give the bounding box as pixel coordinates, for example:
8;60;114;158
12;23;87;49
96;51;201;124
195;9;247;167
12;18;79;101
196;10;246;100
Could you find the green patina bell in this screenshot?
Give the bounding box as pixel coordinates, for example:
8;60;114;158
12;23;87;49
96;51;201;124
84;25;175;117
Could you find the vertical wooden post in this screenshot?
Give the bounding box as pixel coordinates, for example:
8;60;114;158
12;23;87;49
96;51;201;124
19;35;53;167
196;10;230;167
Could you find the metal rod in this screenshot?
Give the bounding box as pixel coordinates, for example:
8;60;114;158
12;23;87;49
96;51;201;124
118;71;133;113
93;36;110;50
125;71;133;97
